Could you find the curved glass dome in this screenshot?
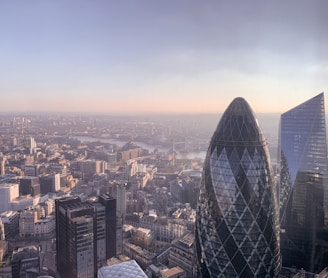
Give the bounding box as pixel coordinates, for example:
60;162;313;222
196;97;281;277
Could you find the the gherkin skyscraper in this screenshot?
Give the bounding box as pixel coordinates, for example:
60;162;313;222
196;97;281;277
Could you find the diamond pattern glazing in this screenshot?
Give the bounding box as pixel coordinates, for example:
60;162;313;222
196;98;281;278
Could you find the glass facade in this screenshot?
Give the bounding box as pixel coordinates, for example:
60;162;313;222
279;93;328;272
196;98;281;278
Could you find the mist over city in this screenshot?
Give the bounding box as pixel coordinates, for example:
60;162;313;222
1;1;328;278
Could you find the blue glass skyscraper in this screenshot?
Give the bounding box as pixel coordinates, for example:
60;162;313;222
279;93;328;272
196;98;281;277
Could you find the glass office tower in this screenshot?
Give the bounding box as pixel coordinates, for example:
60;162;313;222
279;93;328;272
196;97;281;277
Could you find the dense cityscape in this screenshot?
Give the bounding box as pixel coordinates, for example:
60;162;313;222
0;93;327;277
0;112;213;277
1;0;327;277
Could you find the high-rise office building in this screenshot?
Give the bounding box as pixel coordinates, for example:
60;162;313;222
116;183;127;222
55;194;116;278
98;194;117;259
279;93;328;272
55;196;94;278
196;97;281;277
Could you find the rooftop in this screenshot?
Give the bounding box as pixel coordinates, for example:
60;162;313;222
162;266;185;278
98;260;147;278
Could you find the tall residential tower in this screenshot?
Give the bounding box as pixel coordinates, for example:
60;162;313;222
196;98;281;277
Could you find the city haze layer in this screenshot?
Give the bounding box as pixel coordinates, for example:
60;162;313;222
0;1;327;113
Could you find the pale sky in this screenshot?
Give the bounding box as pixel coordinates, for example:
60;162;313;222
0;1;327;114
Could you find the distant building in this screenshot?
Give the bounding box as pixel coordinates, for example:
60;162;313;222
24;155;34;166
169;177;198;207
107;152;117;165
39;175;53;195
0;211;20;239
126;159;138;178
0;156;5;175
17;176;40;197
26;136;36;153
11;195;39;212
19;208;55;237
77;159;107;177
118;142;147;162
39;174;60;194
19;209;35;237
23;164;40;177
34;215;55;236
0;183;19;213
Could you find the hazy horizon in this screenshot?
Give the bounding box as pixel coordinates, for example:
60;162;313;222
1;1;327;114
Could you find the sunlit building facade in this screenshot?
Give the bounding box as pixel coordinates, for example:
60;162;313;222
196;98;281;277
279;93;328;273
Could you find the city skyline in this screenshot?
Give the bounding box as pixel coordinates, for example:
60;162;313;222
0;93;328;276
1;1;328;114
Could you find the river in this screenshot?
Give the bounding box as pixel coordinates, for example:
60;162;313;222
71;135;206;160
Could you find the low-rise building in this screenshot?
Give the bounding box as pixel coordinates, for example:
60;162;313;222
0;183;19;213
20;208;56;238
123;242;156;269
11;195;39;212
11;246;40;278
0;211;20;239
168;233;195;278
19;209;35;237
34;216;55;236
162;266;186;278
131;228;154;249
